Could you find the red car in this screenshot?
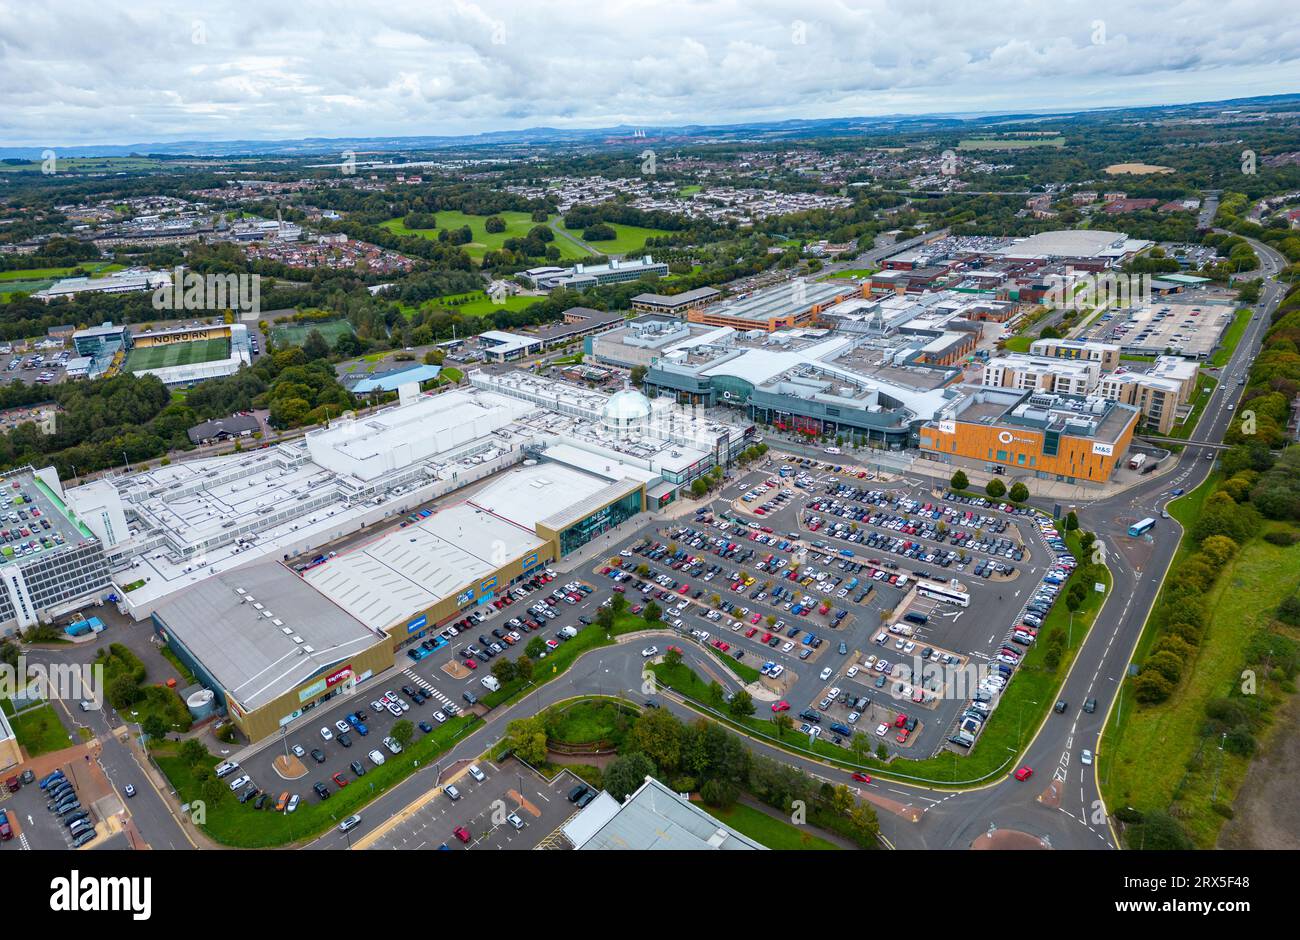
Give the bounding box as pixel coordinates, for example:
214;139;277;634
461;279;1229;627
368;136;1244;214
851;772;872;783
453;825;471;843
1014;766;1034;782
744;627;758;638
894;713;908;728
464;658;478;670
331;772;348;789
771;701;791;713
895;730;909;744
760;632;773;643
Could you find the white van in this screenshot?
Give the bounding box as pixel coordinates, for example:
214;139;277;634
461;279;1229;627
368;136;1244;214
480;675;501;692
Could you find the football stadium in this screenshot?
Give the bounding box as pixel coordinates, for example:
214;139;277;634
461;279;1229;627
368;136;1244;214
121;324;253;385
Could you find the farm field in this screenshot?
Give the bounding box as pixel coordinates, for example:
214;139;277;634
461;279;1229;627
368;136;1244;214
382;211;589;261
0;262;125;302
958;137;1065;150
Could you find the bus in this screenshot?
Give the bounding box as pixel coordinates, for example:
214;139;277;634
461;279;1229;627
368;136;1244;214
1128;517;1156;538
917;581;971;608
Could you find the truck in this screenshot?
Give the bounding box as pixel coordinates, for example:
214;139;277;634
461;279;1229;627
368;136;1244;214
558;625;578;640
480;676;501;692
1128;453;1147;471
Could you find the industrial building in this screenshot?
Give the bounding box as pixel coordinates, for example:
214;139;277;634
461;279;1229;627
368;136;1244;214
63;377;750;620
560;776;765;850
1028;338;1122;371
919;388;1140;484
516;256;669;291
151;562;392;742
685;278;855;332
0;468;112;634
630;287;722;317
35;268;170;302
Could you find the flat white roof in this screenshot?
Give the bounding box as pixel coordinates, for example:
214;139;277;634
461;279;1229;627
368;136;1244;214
469;462;614;531
304;502;544;632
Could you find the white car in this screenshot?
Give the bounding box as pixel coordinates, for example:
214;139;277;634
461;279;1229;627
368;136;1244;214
782;642;794;653
468;764;486;782
1081;749;1093;765
368;749;386;766
319;727;333;742
847;665;859;678
386;703;403;717
335;720;350;734
829;687;841;699
819;667;832;681
383;736;403;755
228;775;251;791
370;700;386;713
875;723;889;737
291;744;305;757
641;646;659;658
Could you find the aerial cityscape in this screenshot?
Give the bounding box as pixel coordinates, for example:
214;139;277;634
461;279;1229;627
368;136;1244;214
0;0;1295;906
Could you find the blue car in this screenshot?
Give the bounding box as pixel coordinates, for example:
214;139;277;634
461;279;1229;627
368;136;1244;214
353;722;368;736
39;770;66;790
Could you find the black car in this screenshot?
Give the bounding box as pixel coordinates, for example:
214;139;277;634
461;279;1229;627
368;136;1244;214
337;732;352;748
1083;698;1097;714
254;792;270;810
63;810;90;827
1054;700;1068;714
238;786;260;804
463;691;477;706
313;782;331;800
418;721;433;733
567;784;590;803
310;748;326;764
350;760;367;777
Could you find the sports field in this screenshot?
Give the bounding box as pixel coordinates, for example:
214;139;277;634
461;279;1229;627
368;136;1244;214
125;337;230;372
270;319;355;347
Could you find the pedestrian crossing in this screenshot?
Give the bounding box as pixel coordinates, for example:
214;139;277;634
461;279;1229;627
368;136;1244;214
403;669;454;708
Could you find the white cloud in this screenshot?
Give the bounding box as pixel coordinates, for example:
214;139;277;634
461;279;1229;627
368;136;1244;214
0;0;1294;146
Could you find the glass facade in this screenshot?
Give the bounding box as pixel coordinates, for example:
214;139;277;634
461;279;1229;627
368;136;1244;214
557;490;642;556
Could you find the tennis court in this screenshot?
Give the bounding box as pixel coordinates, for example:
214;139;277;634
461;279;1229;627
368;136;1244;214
124;337;231;372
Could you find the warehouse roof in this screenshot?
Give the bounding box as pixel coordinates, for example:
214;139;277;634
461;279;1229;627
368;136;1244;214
153;563;383;711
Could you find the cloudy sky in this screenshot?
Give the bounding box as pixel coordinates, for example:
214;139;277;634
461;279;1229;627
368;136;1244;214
0;0;1295;147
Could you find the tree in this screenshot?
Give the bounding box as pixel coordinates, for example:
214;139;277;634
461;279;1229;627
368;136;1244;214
603;752;657;801
107;675;142;710
985;478;1007;499
491;657;518;684
627;708;684;773
514;655;535;683
484;216;506;234
1008;482;1029;503
700;777;738;808
643;600;661;624
663;646;683;666
596;605;615;632
950;470;969;491
503;716;548;765
1065;510;1079;531
141;715;169;741
179;738;210;766
773;712;794;736
301;328;331;362
390;719;414;748
611;593;629;615
728;689;755;718
629;365;647;386
525;636;546;659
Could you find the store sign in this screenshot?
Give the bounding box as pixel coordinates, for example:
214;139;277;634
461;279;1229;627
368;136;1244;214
480;576;497;593
298;664;352;703
1091;442;1114;457
325;666;353;688
997;430;1037;446
522;553;538;570
406;615;427;634
456;588;474;606
938;420;957;435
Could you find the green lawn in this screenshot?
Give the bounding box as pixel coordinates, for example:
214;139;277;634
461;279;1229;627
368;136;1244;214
8;703;73;755
823;267;878;279
398;291;540;319
1002;335;1034;352
383;211;590;261
706;800;841;849
1166;372;1219;439
1210;309;1252;368
153;715;481;847
678;185;702;197
571;221;673;256
1099;531;1300;846
958;137;1065;150
544;698;636;747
